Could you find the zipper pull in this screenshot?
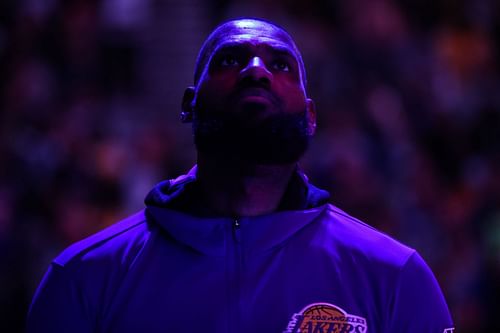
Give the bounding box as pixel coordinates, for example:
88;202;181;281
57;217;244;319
233;218;241;242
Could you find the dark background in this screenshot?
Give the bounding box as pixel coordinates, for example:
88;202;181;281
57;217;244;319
1;0;499;331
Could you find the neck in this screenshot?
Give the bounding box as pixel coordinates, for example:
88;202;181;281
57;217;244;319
196;154;297;217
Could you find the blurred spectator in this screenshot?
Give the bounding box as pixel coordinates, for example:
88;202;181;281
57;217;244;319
1;0;499;332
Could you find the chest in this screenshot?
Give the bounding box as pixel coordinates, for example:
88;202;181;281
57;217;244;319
99;239;388;333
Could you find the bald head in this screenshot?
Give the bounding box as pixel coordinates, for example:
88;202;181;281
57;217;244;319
193;18;307;87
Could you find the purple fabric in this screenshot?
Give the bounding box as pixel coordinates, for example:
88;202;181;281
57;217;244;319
27;171;454;332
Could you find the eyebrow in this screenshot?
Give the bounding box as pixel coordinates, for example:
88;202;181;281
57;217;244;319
212;41;298;60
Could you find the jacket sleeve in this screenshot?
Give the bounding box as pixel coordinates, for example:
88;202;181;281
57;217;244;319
26;263;94;333
387;251;455;332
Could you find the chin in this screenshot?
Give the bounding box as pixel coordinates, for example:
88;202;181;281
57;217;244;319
193;109;310;165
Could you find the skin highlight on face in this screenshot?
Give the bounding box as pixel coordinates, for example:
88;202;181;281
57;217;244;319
194;18;308;89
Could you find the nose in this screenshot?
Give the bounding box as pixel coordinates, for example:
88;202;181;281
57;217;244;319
239;56;273;85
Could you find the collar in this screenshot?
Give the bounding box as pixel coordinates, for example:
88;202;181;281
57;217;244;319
144;165;330;216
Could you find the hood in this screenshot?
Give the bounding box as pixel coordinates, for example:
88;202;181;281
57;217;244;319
144;165;330;216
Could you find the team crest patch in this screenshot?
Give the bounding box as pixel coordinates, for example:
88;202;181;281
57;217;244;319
284;302;367;333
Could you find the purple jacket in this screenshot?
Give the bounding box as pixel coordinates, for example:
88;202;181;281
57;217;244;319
27;168;454;332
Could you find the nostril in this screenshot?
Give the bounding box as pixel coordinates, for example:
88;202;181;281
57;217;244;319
257;75;271;85
239;73;271;88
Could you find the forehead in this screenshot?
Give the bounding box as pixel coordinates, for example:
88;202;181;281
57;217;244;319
210;20;299;56
194;19;306;85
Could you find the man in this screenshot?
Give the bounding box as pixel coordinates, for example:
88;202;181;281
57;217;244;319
27;18;454;333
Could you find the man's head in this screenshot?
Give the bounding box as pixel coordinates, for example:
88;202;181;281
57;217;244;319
182;18;316;165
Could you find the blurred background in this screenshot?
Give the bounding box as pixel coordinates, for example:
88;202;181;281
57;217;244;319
1;0;499;331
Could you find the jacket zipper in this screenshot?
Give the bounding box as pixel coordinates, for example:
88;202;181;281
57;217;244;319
229;217;243;332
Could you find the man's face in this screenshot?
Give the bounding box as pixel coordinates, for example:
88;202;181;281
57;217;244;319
186;19;316;164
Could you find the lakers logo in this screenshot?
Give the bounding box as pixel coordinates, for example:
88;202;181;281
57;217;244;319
284;302;368;333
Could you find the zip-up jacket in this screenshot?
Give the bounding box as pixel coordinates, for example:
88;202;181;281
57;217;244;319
27;167;454;332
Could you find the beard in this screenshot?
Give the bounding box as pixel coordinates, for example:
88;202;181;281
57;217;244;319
192;108;311;165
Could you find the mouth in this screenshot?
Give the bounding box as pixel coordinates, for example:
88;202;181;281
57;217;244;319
232;87;279;108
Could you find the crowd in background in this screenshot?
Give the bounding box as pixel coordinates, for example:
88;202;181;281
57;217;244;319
1;0;499;332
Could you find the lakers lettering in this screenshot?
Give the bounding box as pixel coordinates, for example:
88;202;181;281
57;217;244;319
302;321;365;333
284;303;367;333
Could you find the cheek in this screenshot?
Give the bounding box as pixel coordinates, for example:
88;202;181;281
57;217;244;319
195;76;238;113
198;75;236;97
275;81;307;110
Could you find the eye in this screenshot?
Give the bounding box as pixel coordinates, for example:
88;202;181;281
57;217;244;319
220;55;239;67
272;60;290;72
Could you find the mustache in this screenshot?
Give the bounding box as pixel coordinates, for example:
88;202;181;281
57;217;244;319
230;80;281;108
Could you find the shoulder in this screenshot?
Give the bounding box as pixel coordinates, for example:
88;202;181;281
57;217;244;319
317;204;416;268
53;209;151;267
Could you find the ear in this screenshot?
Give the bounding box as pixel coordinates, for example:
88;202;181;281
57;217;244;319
306;98;317;136
181;86;196;123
